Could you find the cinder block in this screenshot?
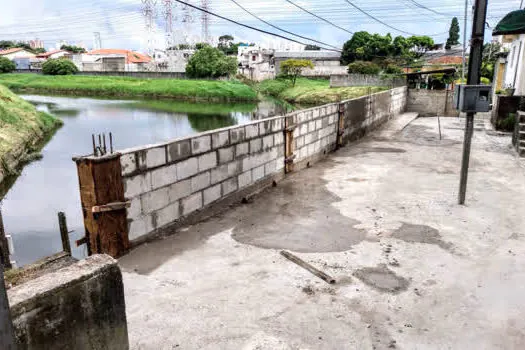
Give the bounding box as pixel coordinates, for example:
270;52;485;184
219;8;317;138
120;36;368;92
299;123;308;136
305;111;313;121
259;121;271;135
145;146;166;169
296;136;305;148
315;119;323;130
218;146;234;164
322;117;329;128
141;186;170;214
168;178;192;202
272;118;283;132
192;135;211;154
212;131;230;149
276;157;285;170
191;171;211;192
308;121;316;133
307;143;316;156
265;160;277;175
313;108;320;118
252;165;265;182
250;138;262;153
155;201;180;229
198;152;217;172
124;173;151;199
238;170;252;188
128;217;147;241
296;112;306;123
245;124;259;139
221;178;238;195
236;142;249;156
181;192;203;216
177;157;199;180
230;127;245;144
274;132;284;146
329;114;336;124
277;146;285;157
127;196;142;219
151;164;178;190
210;161;240;184
167;140;191;163
203;184;221;206
304;132;316;145
262;135;274;149
120;153;137;176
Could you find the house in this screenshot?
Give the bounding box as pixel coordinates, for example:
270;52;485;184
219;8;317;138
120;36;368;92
0;47;35;60
85;49;151;72
273;51;347;77
151;48;195;72
35;50;71;60
237;46;275;81
492;9;525;95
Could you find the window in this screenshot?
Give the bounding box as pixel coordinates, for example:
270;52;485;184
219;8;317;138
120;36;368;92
510;47;516;67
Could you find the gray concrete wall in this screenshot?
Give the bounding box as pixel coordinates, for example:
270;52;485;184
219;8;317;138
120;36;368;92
119;87;408;243
407;89;458;117
8;255;129;350
330;74;406;88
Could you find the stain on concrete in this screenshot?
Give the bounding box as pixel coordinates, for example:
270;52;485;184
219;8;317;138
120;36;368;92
232;160;367;253
353;264;409;294
391;223;452;251
354;147;407;154
401;125;461;146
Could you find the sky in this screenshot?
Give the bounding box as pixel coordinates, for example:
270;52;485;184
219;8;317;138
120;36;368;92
0;0;521;53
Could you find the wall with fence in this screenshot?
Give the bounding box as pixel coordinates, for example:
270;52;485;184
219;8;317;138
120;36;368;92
330;74;406;88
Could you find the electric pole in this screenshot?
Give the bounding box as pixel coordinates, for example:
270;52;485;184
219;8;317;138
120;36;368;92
462;0;468;81
0;264;16;349
458;0;489;205
163;0;174;49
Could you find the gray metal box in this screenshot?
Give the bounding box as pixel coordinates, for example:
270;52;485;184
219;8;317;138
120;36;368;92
453;84;492;113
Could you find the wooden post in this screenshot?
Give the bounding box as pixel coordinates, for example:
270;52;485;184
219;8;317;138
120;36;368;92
58;212;71;255
0;209;12;269
0;264;16;349
73;153;130;258
284;116;296;174
337;103;345;148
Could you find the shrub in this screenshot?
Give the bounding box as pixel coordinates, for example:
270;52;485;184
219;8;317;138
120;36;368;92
186;46;237;79
384;65;403;74
347;61;381;75
280;59;314;86
496;113;516;132
480;77;490;85
0;57;16;73
42;58;79;75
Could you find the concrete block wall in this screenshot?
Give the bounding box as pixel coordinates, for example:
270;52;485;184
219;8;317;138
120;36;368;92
117;87;408;244
407;89;458;117
331;74;406;88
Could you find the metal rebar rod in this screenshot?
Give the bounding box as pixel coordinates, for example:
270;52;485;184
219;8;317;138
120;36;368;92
280;250;336;284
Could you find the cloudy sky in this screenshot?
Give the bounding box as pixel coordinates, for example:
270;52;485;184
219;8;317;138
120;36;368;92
0;0;521;52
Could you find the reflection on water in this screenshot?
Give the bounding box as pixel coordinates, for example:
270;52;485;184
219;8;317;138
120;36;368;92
1;94;293;266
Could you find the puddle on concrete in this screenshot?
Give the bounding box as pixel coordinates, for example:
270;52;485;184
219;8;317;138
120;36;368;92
391;223;452;251
232;160;367;253
353;264;409;294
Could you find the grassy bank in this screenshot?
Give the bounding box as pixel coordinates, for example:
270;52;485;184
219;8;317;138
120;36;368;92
257;77;388;105
0;84;62;188
0;74;258;102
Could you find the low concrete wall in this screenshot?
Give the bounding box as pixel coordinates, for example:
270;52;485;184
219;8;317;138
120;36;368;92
119;87;408;243
331;74;406;88
14;70;188;79
407;89;458;117
8;255;129;350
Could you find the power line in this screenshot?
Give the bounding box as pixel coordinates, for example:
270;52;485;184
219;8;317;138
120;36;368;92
171;0;342;51
228;0;342;50
406;0;456;17
281;0;354;35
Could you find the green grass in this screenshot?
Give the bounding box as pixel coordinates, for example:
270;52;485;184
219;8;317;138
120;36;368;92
0;84;62;181
256;77;388;105
0;74;258;102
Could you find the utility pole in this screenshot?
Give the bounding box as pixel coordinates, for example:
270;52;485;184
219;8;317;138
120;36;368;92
201;0;210;43
458;0;488;205
462;0;468;81
0;264;16;349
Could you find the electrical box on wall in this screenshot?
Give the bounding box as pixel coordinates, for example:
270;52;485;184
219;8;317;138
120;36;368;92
453;85;492;113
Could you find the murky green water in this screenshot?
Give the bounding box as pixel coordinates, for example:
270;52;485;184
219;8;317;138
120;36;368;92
0;95;292;266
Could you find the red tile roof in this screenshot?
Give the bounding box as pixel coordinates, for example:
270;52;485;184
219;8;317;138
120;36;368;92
0;47;26;55
427;56;463;65
87;49;151;64
36;50;69;58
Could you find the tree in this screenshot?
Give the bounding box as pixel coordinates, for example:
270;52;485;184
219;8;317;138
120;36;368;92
347;61;381;75
0;41;15;50
407;36;434;58
195;42;209;50
42;58;79;75
33;48;46;54
218;35;240;55
341;31;373;64
0;57;16;73
60;45;86;53
305;45;321;51
445;17;460;50
186;45;238;78
280;59;314;86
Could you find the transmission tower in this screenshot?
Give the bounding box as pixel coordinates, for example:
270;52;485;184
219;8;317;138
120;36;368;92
201;0;210;43
163;0;174;49
93;32;102;50
142;0;157;55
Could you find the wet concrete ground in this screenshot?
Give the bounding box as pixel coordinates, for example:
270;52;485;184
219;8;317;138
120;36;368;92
120;114;525;349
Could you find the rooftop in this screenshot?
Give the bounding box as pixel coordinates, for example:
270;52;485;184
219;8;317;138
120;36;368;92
87;49;151;64
35;50;68;58
493;9;525;36
0;47;26;56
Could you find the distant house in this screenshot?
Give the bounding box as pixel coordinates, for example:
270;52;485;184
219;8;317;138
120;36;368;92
36;50;71;60
85;49;152;72
0;47;35;60
273;51;347;77
492;9;525;95
237;46;275;81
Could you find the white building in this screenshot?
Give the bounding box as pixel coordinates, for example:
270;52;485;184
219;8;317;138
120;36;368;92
237;45;275;81
274;51;347;77
0;48;35;60
149;49;195;72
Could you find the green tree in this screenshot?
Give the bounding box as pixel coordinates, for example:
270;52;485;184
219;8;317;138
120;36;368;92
305;45;321;51
186;45;238;78
280;59;314;86
341;31;373;64
347;61;381;75
445;17;460;50
407;36;434;58
42;58;79;75
0;57;16;73
0;41;15;50
60;45;86;53
33;48;46;54
195;42;209;50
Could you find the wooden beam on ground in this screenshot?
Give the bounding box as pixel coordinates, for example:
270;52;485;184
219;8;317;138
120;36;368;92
280;250;336;284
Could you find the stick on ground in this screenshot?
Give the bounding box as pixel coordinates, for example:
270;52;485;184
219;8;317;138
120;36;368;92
280;250;336;284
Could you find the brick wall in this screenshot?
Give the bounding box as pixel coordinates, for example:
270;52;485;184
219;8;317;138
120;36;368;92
115;86;408;244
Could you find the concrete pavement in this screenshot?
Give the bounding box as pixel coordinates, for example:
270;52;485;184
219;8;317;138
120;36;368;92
120;114;525;350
